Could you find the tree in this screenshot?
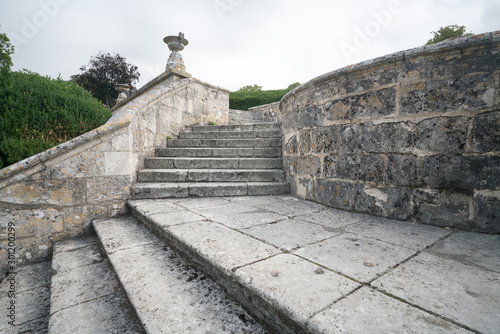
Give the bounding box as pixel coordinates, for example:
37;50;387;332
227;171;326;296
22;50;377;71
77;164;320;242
72;52;140;107
426;25;473;45
0;26;14;73
237;84;262;92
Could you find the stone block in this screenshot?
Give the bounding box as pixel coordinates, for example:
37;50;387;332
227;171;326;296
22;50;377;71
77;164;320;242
234;254;359;326
103;151;132;176
33;150;104;180
337;126;360;155
344;217;450;250
0;179;85;206
323;155;384;182
420;155;469;189
400;73;495;115
372;252;500;334
294;233;416;283
188;183;248;197
87;176;130;203
470;111;500;153
325;88;396;121
427;231;500;272
415;117;468;154
110;132;130;151
284;134;298;154
296;155;321;176
361;122;414;153
282;105;323;132
468;156;500;190
308;287;469;334
474;193;500;233
298;128;311;154
243;219;340;252
413;189;471;229
354;184;411;220
247;182;290;196
385;154;419;186
314;178;354;210
310;126;339;154
296;176;315;200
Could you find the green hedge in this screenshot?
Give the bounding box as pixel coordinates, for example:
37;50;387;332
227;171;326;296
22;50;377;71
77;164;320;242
229;84;299;110
0;71;112;168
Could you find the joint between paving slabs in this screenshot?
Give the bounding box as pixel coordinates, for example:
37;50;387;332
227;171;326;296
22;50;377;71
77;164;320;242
48;292;116;318
370;286;482;334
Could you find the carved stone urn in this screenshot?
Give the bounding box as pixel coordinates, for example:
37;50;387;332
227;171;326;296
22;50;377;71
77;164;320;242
114;84;130;105
163;32;189;72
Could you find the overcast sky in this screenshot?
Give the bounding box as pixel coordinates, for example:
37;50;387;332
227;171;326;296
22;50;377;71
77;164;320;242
1;0;499;91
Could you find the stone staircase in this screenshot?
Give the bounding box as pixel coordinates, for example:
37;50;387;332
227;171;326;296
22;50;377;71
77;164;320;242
131;123;289;199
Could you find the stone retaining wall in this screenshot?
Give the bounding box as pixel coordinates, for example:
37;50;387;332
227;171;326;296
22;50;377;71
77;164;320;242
0;71;229;273
280;32;500;233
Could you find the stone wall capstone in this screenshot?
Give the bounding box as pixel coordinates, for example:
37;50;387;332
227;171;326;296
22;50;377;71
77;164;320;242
280;31;500;233
0;70;229;273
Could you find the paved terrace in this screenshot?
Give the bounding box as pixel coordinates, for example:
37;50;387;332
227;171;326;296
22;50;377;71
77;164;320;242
2;195;499;333
123;195;499;333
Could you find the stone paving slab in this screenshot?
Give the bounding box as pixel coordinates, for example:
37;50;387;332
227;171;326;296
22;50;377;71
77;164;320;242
307;287;473;334
425;231;500;272
242;219;340;252
210;211;289;230
125;195;500;333
49;293;145;334
167;220;280;273
0;261;52;333
372;252;500;334
344;217;452;250
49;236;145;333
294;233;417;282
234;254;360;326
94;217;267;334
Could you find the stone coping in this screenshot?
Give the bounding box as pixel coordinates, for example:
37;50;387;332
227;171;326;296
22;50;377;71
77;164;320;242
280;30;500;109
248;101;280;111
0;75;193;184
111;69;230;112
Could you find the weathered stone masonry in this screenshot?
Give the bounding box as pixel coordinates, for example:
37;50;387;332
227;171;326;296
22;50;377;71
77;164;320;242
0;70;229;273
281;32;500;233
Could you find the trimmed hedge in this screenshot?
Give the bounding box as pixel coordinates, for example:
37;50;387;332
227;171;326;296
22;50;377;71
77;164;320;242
229;84;299;110
0;71;112;168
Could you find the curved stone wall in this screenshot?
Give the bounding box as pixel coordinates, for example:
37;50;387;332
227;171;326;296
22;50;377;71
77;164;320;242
280;31;500;233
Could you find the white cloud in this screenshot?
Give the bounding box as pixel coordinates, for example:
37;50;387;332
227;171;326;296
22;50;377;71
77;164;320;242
0;0;498;91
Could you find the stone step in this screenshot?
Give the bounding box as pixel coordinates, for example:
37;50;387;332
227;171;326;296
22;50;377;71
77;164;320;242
166;138;282;148
137;169;285;183
126;197;307;333
124;196;487;334
190;123;281;133
144;157;283;169
48;236;145;333
156;147;281;158
179;129;281;139
93;217;268;334
131;182;290;199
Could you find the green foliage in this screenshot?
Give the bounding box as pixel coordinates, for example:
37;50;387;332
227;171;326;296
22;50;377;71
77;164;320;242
0;26;14;73
229;83;300;110
72;52;140;107
237;84;262;92
426;25;473;45
0;70;112;168
208;121;216;126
